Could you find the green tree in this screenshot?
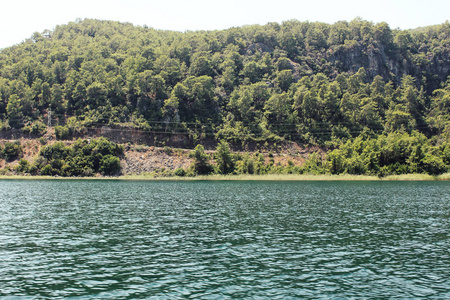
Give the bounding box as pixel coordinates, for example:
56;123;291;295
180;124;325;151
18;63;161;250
6;95;23;128
51;84;66;114
86;82;107;108
385;107;416;133
241;61;264;84
305;26;327;49
374;22;393;46
215;140;235;174
190;144;213;175
71;81;87;111
16;158;30;173
263;92;294;134
39;82;51;108
189;53;214;77
99;155;121;175
1;141;23;161
275;70;293;92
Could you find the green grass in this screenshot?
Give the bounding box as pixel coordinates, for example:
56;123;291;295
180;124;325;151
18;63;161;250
382;174;437;181
119;173;382;181
0;174;104;180
437;172;450;180
1;173;449;181
119;173;450;181
184;174;380;181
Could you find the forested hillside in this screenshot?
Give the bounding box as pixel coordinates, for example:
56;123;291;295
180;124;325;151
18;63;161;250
0;18;450;176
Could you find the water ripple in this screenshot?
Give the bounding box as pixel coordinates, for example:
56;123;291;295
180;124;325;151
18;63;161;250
0;180;449;299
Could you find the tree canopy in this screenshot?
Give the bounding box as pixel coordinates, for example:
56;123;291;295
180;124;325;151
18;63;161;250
0;18;449;147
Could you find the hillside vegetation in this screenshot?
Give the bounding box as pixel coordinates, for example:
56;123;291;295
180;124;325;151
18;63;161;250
0;18;449;177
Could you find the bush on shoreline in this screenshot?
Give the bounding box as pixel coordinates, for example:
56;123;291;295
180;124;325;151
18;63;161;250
1;129;448;179
26;137;124;177
182;132;449;178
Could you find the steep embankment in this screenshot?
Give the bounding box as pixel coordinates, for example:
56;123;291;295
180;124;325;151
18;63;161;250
0;134;321;176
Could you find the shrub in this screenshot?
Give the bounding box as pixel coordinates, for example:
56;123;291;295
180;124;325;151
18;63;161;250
236;153;255;174
301;152;326;175
39;137;48;145
99;155;121;175
40;164;54;176
189;145;214;175
55;125;71;140
0;119;10;131
28;164;39;175
40;142;69;160
82;168;94;177
22;121;47;136
421;154;447;175
215;140;235;174
163;146;173;155
50;159;64;170
36;137;122;177
0;168;11;175
1;141;23;161
174;167;186;177
16;159;29;173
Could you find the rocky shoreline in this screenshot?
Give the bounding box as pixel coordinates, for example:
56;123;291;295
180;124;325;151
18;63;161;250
0;137;314;176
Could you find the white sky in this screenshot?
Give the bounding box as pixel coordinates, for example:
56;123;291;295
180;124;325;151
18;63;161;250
1;0;449;49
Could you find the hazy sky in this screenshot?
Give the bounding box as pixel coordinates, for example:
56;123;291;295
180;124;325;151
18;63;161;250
1;0;449;49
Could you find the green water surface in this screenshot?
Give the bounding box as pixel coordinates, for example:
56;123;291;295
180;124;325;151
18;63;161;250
0;180;449;299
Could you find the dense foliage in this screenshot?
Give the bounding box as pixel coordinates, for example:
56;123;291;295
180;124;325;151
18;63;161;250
0;19;448;143
326;130;449;176
0;18;449;176
0;141;23;161
10;137;123;176
184;138;449;176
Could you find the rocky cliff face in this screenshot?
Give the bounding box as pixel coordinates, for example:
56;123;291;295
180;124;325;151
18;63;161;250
329;43;393;80
326;41;449;91
246;38;448;92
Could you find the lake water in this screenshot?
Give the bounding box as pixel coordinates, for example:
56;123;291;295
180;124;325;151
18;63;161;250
0;180;449;299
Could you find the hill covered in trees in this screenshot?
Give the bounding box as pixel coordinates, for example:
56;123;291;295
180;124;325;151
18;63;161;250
0;18;449;176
